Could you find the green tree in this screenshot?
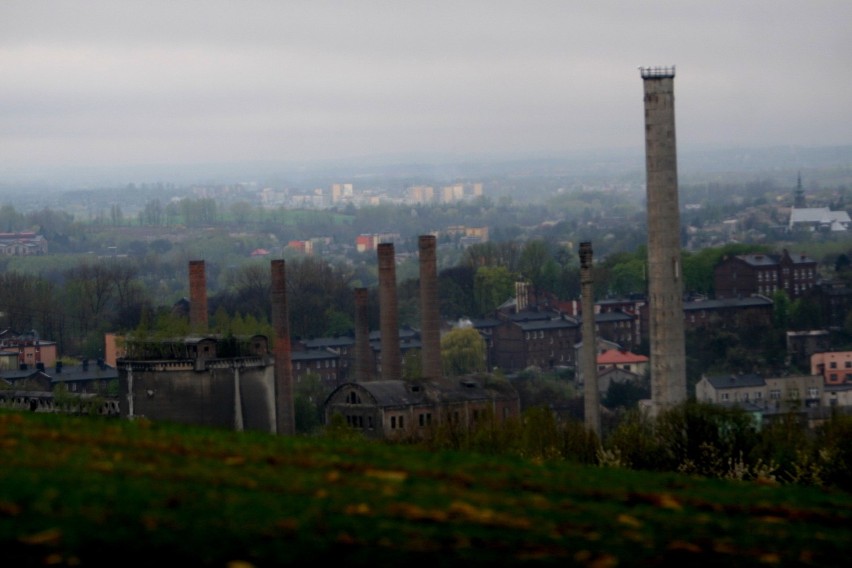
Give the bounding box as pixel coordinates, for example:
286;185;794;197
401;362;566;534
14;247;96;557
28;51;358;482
473;265;516;316
772;290;792;329
441;327;486;377
294;372;329;434
518;240;550;291
0;204;26;232
790;297;823;330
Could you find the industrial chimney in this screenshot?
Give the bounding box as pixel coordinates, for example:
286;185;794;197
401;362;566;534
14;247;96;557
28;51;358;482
640;66;687;412
188;260;208;332
419;235;442;381
377;242;402;381
354;287;372;382
271;259;295;435
579;242;600;436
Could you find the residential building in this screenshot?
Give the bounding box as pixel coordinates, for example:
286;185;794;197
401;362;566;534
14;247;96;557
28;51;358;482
787;331;831;371
714;250;817;299
355;232;399;252
488;309;579;373
695;373;767;406
597;367;644;397
695;373;827;422
291;348;343;390
681;295;774;331
0;330;58;369
286;240;313;255
596;349;649;376
811;351;852;385
806;280;852;329
578;310;639;350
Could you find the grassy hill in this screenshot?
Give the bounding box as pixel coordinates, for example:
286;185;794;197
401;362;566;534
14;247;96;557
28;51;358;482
2;410;851;567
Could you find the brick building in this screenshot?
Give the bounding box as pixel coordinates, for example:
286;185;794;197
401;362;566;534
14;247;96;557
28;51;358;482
714;250;817;299
486;309;579;373
681;296;774;331
323;376;520;440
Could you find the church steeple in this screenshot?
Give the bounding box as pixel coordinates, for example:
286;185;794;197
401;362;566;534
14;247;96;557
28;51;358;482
793;172;805;208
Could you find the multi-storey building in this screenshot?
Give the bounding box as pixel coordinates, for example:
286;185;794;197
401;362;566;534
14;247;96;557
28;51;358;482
714;250;817;299
695;373;827;423
0;330;58;369
486;309;580;373
811;351;852;385
681;296;774;331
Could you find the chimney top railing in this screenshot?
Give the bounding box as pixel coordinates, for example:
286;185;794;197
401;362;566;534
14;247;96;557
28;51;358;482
639;66;675;79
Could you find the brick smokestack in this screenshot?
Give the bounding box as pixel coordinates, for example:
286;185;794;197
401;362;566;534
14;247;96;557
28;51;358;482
271;259;295;435
419;235;441;381
377;242;402;381
579;242;601;437
640;66;687;413
354;287;372;382
188;260;208;332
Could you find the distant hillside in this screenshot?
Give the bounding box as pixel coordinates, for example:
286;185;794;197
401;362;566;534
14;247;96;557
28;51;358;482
2;410;851;566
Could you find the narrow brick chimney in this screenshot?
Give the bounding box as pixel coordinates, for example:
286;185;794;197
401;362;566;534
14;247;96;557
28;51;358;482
188;260;208;332
271;259;295;435
354;287;372;382
419;235;441;381
377;242;402;381
579;242;600;437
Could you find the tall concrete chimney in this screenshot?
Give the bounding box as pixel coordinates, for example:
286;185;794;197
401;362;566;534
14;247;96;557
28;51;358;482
188;260;208;332
579;242;600;436
271;259;295;435
419;235;442;381
640;66;687;412
377;242;402;381
354;287;372;382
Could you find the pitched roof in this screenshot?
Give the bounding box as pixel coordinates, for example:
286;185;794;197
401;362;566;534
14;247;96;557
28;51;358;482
597;349;648;365
704;374;766;389
291;348;339;362
789;207;851;227
684;296;773;311
50;363;118;383
515;317;578;331
301;336;355;349
577;311;634;324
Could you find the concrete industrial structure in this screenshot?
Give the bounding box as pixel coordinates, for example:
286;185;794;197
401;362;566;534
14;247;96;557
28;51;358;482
640;66;687;412
117;260;292;435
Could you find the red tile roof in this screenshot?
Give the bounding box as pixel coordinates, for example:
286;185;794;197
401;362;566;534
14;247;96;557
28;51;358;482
597;349;648;365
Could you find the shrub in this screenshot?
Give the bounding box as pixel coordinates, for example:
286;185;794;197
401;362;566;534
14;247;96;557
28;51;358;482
602;408;664;470
814;413;852;491
654;402;760;477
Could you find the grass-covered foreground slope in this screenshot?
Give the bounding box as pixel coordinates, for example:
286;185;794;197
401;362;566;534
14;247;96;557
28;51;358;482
2;411;851;567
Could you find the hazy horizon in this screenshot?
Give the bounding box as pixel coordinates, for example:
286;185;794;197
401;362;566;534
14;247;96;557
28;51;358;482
2;1;851;178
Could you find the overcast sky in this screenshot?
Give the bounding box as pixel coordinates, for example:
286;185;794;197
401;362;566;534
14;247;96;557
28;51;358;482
2;1;850;171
